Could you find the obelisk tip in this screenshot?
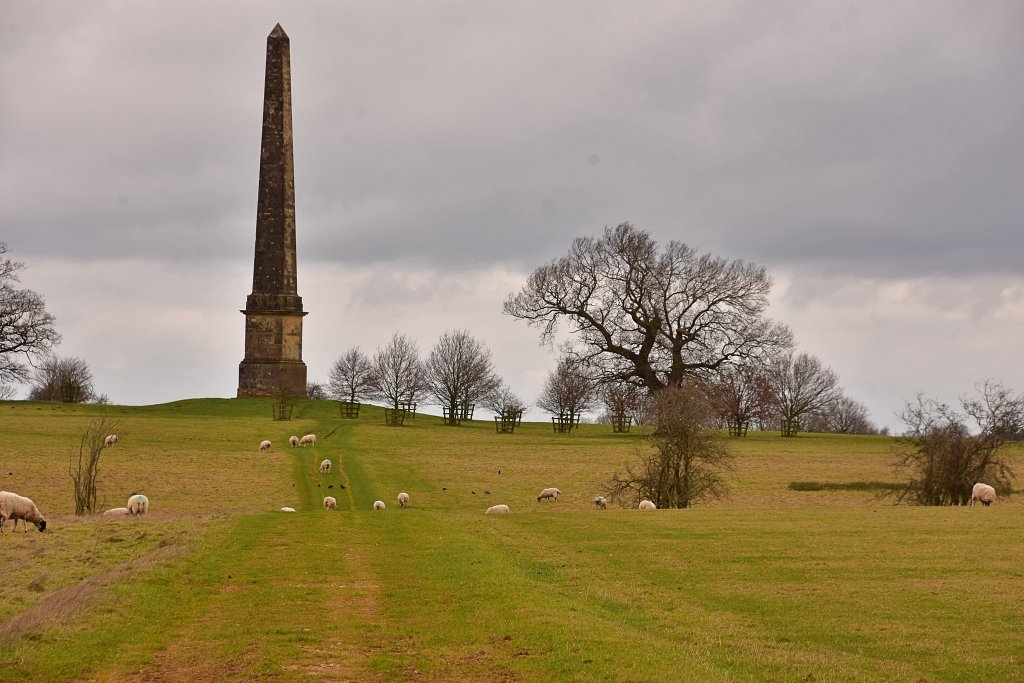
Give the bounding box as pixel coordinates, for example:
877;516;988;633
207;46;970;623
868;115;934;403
269;23;287;39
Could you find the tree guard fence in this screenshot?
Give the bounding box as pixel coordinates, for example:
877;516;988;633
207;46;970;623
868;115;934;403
551;412;581;433
610;414;633;433
384;407;408;426
780;418;800;437
399;401;417;418
442;402;475;426
494;408;523;434
338;401;360;419
272;403;293;421
727;419;749;437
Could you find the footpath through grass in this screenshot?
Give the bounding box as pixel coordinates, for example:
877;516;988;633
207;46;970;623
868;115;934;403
1;400;1022;681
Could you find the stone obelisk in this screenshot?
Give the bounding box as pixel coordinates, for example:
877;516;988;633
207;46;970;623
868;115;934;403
237;23;307;398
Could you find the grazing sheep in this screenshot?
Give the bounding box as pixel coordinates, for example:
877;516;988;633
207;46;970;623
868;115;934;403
594;495;608;510
971;482;997;507
320;459;332;474
485;504;510;514
280;506;296;512
102;507;131;518
373;500;385;510
638;499;657;510
289;435;299;448
0;491;47;533
323;496;337;510
104;434;119;447
299;434;316;447
127;494;149;516
536;487;561;502
259;439;272;452
397;492;410;508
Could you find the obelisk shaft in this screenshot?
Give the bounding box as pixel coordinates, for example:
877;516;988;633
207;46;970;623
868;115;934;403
238;24;307;398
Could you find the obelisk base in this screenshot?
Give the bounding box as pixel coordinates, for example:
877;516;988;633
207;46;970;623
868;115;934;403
237;359;307;398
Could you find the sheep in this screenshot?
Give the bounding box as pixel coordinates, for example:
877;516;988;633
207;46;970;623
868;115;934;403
397;492;410;508
373;500;385;510
485;504;510;514
102;507;131;518
536;487;561;502
638;499;657;510
127;494;149;516
0;491;47;533
299;434;316;447
289;435;299;448
280;506;296;512
971;482;997;507
104;434;119;447
323;496;337;510
594;495;608;510
320;459;332;474
259;439;272;452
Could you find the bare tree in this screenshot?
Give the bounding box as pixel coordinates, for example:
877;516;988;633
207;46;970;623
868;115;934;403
804;393;876;434
29;356;98;403
604;383;733;508
767;351;840;435
711;362;775;432
70;417;117;516
483;383;527;419
537;356;598;420
424;330;501;422
505;223;792;391
370;332;425;411
306;382;328;400
0;242;61;385
600;381;644;418
894;382;1021;506
327;347;377;402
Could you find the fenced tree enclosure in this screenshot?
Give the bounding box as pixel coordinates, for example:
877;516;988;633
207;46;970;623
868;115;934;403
894;382;1021;505
370;332;425;415
328;347;376;403
424;330;500;426
537;357;597;432
711;363;775;437
504;223;792;391
768;351;840;437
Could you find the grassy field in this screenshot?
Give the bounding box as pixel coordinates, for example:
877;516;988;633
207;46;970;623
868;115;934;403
1;398;1022;682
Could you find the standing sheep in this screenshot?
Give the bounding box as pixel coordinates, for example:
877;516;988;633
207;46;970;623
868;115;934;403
259;439;272;452
971;483;997;507
373;500;385;511
397;492;410;508
104;434;119;447
320;459;332;474
485;504;510;514
594;495;608;510
638;499;657;510
536;487;561;502
299;434;316;447
323;496;337;510
0;491;47;533
127;494;150;516
289;435;299;448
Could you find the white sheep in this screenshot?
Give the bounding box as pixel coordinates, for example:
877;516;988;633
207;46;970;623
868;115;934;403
102;507;131;518
373;500;385;510
397;492;409;508
320;459;332;474
323;496;337;510
971;482;997;507
638;499;657;510
536;487;561;502
485;504;510;514
289;435;299;448
127;494;149;516
104;434;119;447
299;434;316;447
594;495;608;510
280;506;296;512
259;439;272;452
0;491;47;533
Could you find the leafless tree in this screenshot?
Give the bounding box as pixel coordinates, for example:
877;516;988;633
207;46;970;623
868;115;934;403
424;330;501;422
894;382;1021;506
600;381;644;418
0;242;61;385
483;383;527;419
28;356;98;403
327;347;377;403
370;332;426;411
604;383;733;508
306;382;328;400
711;362;775;431
537;356;598;420
804;393;876;434
767;351;840;435
505;223;792;391
70;417;117;516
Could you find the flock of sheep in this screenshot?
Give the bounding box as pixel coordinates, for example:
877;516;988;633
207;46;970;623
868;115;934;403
0;430;1006;535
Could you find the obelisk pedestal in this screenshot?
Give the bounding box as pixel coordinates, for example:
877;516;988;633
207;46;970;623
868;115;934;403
237;24;308;398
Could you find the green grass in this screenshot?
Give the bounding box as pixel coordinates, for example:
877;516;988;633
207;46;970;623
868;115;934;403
1;399;1023;681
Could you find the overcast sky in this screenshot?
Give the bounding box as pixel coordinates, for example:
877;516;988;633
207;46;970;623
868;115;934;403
3;1;1022;430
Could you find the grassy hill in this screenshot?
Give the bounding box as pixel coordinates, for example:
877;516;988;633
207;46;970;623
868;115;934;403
1;399;1022;681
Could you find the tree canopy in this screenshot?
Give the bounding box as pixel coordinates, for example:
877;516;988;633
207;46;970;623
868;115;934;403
1;242;60;386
